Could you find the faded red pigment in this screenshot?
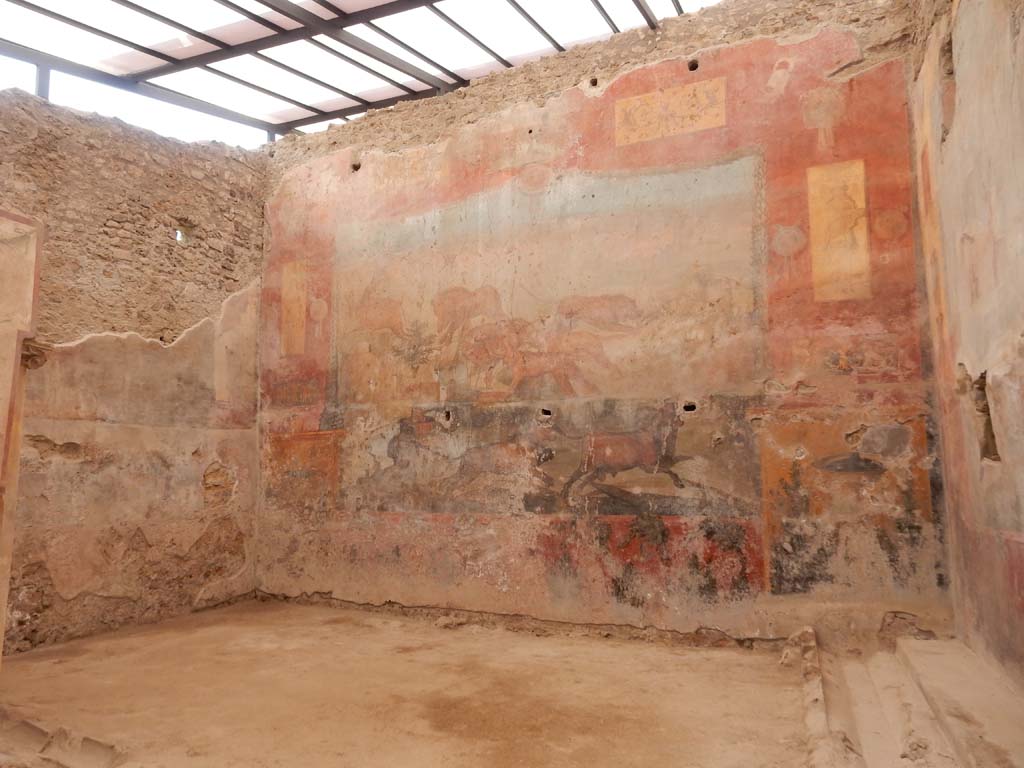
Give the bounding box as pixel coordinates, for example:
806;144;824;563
259;30;943;632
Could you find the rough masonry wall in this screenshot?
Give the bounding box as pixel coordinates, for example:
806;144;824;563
0;89;266;344
260;28;945;637
5;283;260;651
912;0;1024;685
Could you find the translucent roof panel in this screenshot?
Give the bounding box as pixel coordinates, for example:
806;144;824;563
0;53;36;92
646;0;681;19
295;0;340;21
24;0;227;67
0;1;165;74
435;0;553;65
49;71;266;147
513;0;612;47
600;0;651;32
314;35;432;94
1;0;725;143
150;67;314;123
345;23;457;84
262;39;402;102
327;0;394;10
123;0;278;48
209;53;361;112
373;6;505;80
218;0;306;30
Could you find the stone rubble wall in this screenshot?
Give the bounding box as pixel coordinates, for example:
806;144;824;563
0;89;267;345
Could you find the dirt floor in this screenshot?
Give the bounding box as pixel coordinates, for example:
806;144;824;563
0;601;811;767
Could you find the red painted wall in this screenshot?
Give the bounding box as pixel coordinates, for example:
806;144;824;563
260;29;945;634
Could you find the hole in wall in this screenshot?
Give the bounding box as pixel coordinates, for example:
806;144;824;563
971;372;1001;461
683;402;697;412
589;77;598;87
174;220;196;245
443;410;452;423
351;161;362;172
688;59;699;71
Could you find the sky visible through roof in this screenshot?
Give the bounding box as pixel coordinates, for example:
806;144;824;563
0;0;721;148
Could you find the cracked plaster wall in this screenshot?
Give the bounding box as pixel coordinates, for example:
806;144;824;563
0;88;267;649
4;284;259;651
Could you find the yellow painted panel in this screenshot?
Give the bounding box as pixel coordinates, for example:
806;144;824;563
807;159;872;302
615;77;727;147
281;261;307;356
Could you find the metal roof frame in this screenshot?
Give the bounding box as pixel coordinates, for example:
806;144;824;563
0;0;684;141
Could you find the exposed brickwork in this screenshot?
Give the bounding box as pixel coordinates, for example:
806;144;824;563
266;0;915;186
0;90;267;344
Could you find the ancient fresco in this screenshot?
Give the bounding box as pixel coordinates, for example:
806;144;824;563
615;76;727;146
260;30;944;632
323;158;762;407
808;159;871;302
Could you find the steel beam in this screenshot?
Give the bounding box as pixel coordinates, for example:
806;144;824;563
211;0;404;103
34;65;49;99
428;5;512;68
589;0;620;34
310;0;343;13
671;0;684;13
212;0;284;31
632;0;659;29
134;0;439;80
14;0;324;116
365;21;466;86
257;0;449;89
504;0;564;52
6;0;176;63
0;38;281;134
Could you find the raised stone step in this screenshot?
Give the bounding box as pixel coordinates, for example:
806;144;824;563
898;639;1024;768
865;652;958;767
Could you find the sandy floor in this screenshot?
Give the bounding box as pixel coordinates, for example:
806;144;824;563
0;601;809;767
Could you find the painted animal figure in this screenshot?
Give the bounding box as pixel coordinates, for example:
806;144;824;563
507;329;615;397
563;402;686;498
433;285;505;342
